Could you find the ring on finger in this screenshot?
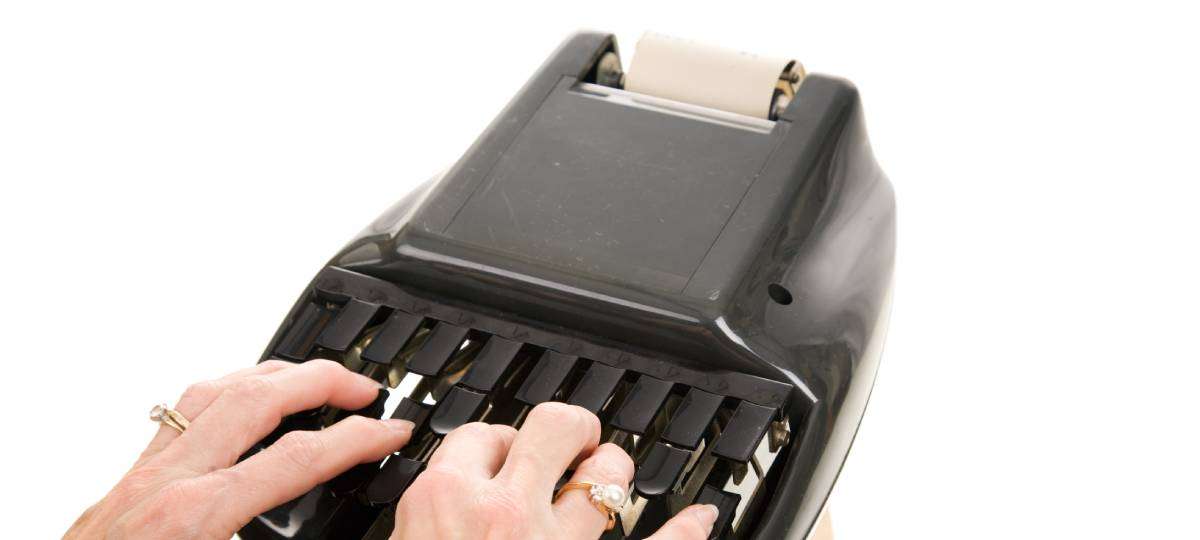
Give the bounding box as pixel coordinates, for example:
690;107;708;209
149;403;191;433
555;482;627;531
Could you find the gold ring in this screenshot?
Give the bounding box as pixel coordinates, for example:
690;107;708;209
555;481;627;531
149;403;190;434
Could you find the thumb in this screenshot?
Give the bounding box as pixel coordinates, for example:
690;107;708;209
646;504;720;540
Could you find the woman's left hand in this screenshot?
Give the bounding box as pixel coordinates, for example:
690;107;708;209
65;360;414;539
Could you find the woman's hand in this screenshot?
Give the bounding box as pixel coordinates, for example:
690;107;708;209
67;360;717;539
390;401;718;540
65;360;414;539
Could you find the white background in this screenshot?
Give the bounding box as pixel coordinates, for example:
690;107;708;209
2;2;1198;538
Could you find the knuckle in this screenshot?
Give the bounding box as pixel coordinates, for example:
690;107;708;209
475;485;528;529
416;465;466;489
602;443;636;476
228;375;276;402
578;406;602;434
153;479;196;508
586;451;634;484
529;402;600;445
178;380;221;408
446;422;494;443
400;466;464;510
272;430;325;469
491;424;518;444
528;401;584;428
493;424;518;438
340;414;377;432
206;466;245;491
257;359;293;371
305;358;346;377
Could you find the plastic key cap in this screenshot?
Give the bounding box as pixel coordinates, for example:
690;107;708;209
429;386;488;435
694;485;741;539
274;302;335;360
390;397;431;429
364;457;425;505
633;442;691;497
611;375;673;434
661;387;724;449
711;400;776;462
567;363;625;414
460;336;523;392
406;322;469;376
315;299;380;351
514;350;579;405
361;311;423;365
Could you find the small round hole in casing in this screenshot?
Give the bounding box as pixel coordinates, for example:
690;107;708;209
768;283;793;305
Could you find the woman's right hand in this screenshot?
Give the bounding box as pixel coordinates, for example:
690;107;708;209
391;401;719;540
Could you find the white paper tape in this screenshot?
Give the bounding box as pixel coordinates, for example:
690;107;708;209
624;32;795;120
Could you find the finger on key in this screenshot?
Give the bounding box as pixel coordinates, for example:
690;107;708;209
645;504;719;540
427;423;518;478
141;360;296;458
209;416;413;533
495;402;601;496
168;359;383;470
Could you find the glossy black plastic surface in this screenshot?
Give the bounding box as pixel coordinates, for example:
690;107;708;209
711;400;776;463
364;457;424;506
244;30;894;540
660;388;724;450
567;362;626;414
515;350;581;405
405;322;468;377
389;397;430;428
460;336;523;392
695;486;741;540
633;443;691;497
317;299;381;351
428;385;487;435
610;375;674;435
361;311;422;365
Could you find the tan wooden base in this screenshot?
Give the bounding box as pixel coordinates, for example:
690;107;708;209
808;507;834;540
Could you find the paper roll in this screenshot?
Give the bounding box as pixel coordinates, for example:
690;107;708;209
624;32;796;119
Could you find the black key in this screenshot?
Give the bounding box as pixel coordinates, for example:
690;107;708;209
711;401;776;463
661;388;724;449
364;456;424;505
694;485;741;539
355;388;389;420
514;350;580;405
329;461;378;497
460;336;523;392
633;442;690;497
429;386;487;435
406;322;469;376
316;299;381;351
274;302;335;360
611;375;673;434
258;412;319;449
362;311;423;365
390;397;431;430
331;388;389;424
567;363;625;414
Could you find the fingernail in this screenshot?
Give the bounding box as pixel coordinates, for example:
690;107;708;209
694;504;720;528
384;419;414;431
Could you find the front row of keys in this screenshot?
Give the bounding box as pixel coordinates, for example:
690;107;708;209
266;346;779;538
